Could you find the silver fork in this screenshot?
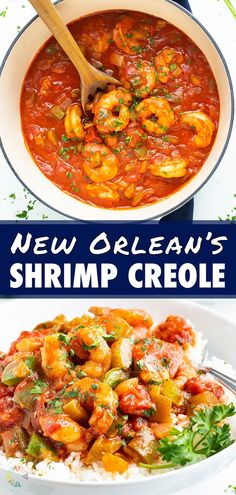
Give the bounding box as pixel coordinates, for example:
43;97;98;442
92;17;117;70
199;349;236;395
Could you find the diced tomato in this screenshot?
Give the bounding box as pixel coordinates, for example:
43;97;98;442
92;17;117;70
132;338;183;378
131;417;148;431
184;377;224;399
41;415;61;435
155;315;196;348
119;384;155;416
0;384;14;399
84;125;102;143
0;397;24;431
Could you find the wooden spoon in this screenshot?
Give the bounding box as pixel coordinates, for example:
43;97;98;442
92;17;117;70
28;0;120;111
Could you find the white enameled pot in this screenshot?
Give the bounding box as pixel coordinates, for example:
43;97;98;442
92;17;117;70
0;298;235;494
0;0;234;220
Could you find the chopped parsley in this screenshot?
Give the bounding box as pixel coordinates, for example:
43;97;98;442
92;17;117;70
218;194;236;221
77;370;87;378
48;399;64;414
149;37;155;46
59;147;70;159
16;198;37;219
142;407;156;417
136;359;144;370
0;6;8;17
69;349;75;358
16;210;28;219
82;341;99;352
30;380;48;395
103;334;115;342
148;379;162;385
161;357;170;368
46;44;56;55
131;45;143;54
226;486;236;494
65;390;80;399
58;333;70;345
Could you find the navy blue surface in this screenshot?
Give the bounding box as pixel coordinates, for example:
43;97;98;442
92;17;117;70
177;0;191;9
0;221;235;297
162;0;193;222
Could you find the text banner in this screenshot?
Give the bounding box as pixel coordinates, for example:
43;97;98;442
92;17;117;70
0;222;235;297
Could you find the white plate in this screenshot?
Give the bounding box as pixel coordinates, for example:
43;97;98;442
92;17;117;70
0;0;234;221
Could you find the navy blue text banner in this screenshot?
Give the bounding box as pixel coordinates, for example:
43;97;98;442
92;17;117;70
0;222;235;297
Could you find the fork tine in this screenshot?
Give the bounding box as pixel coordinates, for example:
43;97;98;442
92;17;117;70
201;347;209;366
200;367;236;395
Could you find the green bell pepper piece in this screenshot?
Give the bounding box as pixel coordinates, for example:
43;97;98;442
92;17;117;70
26;433;58;461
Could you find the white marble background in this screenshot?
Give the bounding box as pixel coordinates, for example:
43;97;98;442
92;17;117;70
0;0;236;220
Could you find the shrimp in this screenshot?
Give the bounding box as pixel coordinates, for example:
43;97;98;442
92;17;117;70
132;338;184;384
136;97;175;136
180;111;215;148
41;334;72;381
98;315;133;339
40;414;84;443
119;60;156;98
93;89;132;133
149;156;188;178
112;308;153;328
85;184;120;207
64;104;84;139
113;16;145;54
82;143;119;183
75;326;111;378
155;47;184;83
70;377;118;434
89;307;153;328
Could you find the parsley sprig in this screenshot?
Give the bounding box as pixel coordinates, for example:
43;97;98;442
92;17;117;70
140;403;235;470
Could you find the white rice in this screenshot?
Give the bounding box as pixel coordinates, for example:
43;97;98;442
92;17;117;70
0;450;154;482
186;328;207;366
0;326;235;483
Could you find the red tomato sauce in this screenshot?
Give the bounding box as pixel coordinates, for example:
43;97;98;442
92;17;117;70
20;11;220;209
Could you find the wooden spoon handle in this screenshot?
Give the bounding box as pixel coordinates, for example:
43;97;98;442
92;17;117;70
28;0;92;82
